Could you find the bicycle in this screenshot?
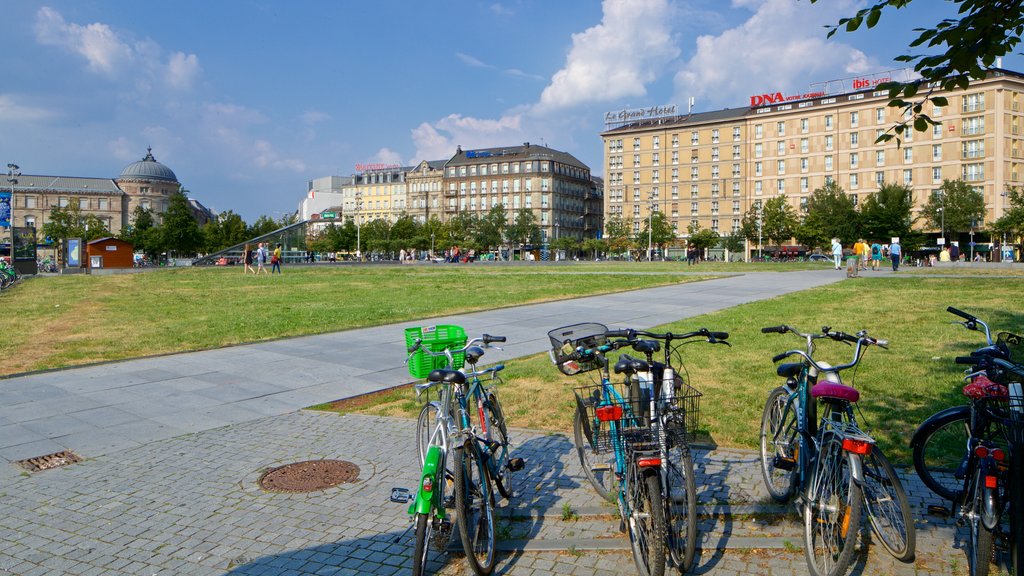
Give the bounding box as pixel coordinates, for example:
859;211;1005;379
910;307;1024;576
406;332;521;576
549;323;716;576
759;324;914;576
615;327;729;573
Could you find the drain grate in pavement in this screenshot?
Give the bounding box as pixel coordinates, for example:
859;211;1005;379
15;450;83;472
258;459;360;493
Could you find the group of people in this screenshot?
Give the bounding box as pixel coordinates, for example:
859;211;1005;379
831;238;902;272
241;242;283;274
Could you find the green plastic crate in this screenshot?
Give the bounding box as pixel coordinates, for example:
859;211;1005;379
405;324;467;378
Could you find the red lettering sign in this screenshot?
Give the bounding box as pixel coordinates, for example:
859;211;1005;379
750;93;784;106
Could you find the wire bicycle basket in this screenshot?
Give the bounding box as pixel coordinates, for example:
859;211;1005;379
548;322;609;375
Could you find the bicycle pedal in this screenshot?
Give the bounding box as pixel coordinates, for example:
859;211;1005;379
507;458;525;472
926;504;950;518
773;456;796;471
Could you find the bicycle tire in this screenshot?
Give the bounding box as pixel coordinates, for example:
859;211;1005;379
760;387;798;503
484;393;513;500
912;406;971;502
664;433;697;572
803;432;862;576
861;446;915;562
626;469;666;576
1010;441;1023;576
454;440;496;576
968;466;995;576
417;402;455;499
411;512;431;576
573;402;617;501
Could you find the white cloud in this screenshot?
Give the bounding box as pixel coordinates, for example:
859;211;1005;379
166;52;201;90
457;52;493;69
673;0;875;108
491;3;515;16
0;94;54;121
300;111;331;125
535;0;680;113
374;148;404;166
411;113;525;162
33;7;202;91
253;139;306;172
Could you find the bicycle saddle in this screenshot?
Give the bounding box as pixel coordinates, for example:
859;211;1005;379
464;346;485;364
614;354;650;375
811;382;860;403
427;369;467;385
632;340;661;354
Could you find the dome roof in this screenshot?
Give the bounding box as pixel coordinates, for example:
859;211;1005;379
118;147;178;182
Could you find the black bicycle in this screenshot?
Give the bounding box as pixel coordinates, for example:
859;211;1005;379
910;307;1024;576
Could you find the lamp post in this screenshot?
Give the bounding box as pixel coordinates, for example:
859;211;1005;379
430;232;435;258
554;220;559;261
6;163;19;264
354;190;363;262
647;193;656;262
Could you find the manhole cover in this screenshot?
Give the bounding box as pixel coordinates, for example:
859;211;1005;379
258;460;360;492
15;450;83;472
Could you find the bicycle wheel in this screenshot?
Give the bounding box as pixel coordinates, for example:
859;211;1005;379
484;393;513;500
626;468;666;576
574;402;617;501
968;466;995;576
454;440;496;576
663;430;697;573
760;387;798;502
861;447;915;562
417;402;455;500
804;432;862;576
1009;441;1023;576
411;512;431;576
912;407;970;502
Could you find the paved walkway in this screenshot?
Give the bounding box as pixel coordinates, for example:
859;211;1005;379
4;267;985;576
0;270;847;482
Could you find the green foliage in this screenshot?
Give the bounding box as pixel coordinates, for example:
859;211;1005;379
687;222;719;253
814;0;1024;145
720;231;745;254
159;192;203;256
505;208;540;249
604;215;634;254
761;196;799;247
249;215;280;238
582;237;606;259
639;211;676;251
445;212;477;249
920;179;986;236
475;204;507;251
858;183;917;244
990;187;1024;244
201;210;249;253
795;181;858;250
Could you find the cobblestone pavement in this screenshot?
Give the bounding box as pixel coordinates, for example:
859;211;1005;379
0;410;993;576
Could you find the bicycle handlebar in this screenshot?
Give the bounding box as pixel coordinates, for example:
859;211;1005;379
956;356;977;365
764;324;886;370
631;327;730;343
482;334;506;344
406;333;509;359
947;306;975;321
947;307;993;346
761;325;788;334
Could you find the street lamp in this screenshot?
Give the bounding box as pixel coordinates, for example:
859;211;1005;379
757;206;763;260
554;219;559;261
6;163;19;264
354;190;363;262
647;193;657;262
430;232;435;257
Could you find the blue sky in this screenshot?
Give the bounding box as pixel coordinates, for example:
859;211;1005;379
2;0;1020;222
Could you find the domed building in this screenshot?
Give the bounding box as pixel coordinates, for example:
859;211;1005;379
6;147;212;239
114;147;181;228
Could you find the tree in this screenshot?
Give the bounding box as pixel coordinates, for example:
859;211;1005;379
686;222;719;256
43;198;109;244
815;0;1023;144
389;212;419;250
582;237;606;260
249;215;279;238
858;183;917;243
160;191;203;257
639;211;675;257
445;212;477;249
720;231;746;261
200;210;249;253
920;179;986;238
505;208;540;253
475;204;507;252
794;181;859;250
761;196;799;247
119;205;157;258
603;215;634;255
990;187;1024;247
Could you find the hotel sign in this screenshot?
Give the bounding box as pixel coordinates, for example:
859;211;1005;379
604;105;678;124
355;163;400;172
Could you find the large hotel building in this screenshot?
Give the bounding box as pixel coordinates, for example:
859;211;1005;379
601;69;1024;244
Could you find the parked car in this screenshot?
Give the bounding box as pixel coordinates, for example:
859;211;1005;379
808;253;831;262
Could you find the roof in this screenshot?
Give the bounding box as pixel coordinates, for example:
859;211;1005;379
446;143;589;171
87;237;132;245
601;106;751;135
118;147;178;183
10;175;123;195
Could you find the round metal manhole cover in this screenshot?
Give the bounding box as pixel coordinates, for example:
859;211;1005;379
258;460;360;493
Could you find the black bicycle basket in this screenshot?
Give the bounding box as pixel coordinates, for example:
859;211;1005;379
549;322;609;376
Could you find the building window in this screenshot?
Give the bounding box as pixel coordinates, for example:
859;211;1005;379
850;194;858;206
672;168;679;182
25;196;36;208
672;134;679;147
800;197;808;212
25;216;35;228
691;131;699;145
904;147;913;163
776;121;785;136
876;150;885;166
800;177;808;192
876;171;884;185
672;151;679;164
755;181;763;195
732;145;741;160
733;200;740;213
711;148;719;161
98;198;108;210
850;111;859;127
652;153;660;165
800;138;809;153
825;155;833;171
800;118;809;133
634;171;641;184
876;107;885;124
776;179;785;193
962;116;985;135
777;160;785;174
732;181;741;196
754;143;763;158
691;184;699;198
755;161;763;176
691;202;699;215
732;163;741;177
850;173;859;189
850;132;859;147
932;167;942;182
671;185;679;199
850;152;859;168
691;167;699;180
634;137;641;150
963;163;985;181
801;157;809;172
962;93;985;113
58;196;69;207
777;141;785;155
754;124;763;139
962;139;984;159
825;115;833;130
653;136;660;149
933;144;942;161
733;127;741;141
712;129;720;143
903;169;913;185
825;135;834;151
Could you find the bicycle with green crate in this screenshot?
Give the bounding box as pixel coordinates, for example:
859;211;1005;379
549;322;719;576
404;325;522;576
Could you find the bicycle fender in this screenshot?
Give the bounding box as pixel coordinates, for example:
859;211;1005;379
849;451;866;485
410;445;443;517
980;459;1000;531
574;392;595;448
909;405;969;450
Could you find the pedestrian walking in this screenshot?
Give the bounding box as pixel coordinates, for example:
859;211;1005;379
242;244;255;275
271;243;282;273
870;240;882;271
889;240;902;272
831;238;842;270
255;243;269;274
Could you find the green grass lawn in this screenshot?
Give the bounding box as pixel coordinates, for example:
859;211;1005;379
0;264;712;376
344;276;1024;465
